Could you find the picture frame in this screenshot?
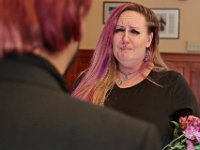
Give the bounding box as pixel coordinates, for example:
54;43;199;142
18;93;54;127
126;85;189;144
151;8;180;39
103;1;129;24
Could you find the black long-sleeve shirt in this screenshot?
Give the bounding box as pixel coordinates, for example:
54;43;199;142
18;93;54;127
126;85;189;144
105;71;200;148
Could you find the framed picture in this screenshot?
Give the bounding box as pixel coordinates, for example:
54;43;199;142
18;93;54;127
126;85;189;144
103;1;129;24
152;8;180;39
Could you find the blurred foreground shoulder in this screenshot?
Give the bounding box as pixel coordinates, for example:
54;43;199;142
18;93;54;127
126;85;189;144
73;97;162;150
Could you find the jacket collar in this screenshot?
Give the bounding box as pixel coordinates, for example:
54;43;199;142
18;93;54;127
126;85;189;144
0;52;68;92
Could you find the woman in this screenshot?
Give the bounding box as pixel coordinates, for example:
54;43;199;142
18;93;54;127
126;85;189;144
72;2;200;147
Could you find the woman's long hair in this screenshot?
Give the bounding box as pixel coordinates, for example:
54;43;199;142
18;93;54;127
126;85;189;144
72;2;168;105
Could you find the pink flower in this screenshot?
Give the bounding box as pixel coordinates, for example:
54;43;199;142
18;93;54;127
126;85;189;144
162;115;200;150
179;115;200;142
179;115;200;150
186;140;195;150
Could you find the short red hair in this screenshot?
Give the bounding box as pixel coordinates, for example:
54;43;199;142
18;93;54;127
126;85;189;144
0;0;91;56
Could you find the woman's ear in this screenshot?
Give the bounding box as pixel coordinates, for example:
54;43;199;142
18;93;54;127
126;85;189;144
146;32;153;47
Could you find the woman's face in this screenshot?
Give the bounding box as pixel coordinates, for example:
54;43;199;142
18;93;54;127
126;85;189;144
113;10;153;68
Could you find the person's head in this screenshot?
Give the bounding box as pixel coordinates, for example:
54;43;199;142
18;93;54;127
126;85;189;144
0;0;91;73
72;2;168;105
99;2;163;70
90;2;167;80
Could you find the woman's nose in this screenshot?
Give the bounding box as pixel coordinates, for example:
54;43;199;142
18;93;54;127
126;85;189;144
122;31;130;44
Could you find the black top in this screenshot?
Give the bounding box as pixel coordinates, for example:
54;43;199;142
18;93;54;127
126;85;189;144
105;70;200;147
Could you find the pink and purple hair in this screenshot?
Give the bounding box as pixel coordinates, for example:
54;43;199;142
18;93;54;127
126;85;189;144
0;0;92;57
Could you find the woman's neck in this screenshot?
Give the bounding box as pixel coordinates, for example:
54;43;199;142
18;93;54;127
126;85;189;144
118;63;141;75
116;62;153;87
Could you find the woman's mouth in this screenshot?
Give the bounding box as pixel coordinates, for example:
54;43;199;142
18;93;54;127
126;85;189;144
120;47;132;51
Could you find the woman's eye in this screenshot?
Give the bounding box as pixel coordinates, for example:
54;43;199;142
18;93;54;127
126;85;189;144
114;28;125;33
130;29;140;35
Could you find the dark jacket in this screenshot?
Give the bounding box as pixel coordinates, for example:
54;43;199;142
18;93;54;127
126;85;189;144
0;53;161;150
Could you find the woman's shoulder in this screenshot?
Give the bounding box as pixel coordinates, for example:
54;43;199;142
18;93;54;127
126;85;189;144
150;70;183;86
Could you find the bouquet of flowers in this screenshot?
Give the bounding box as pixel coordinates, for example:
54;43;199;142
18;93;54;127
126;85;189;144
162;115;200;150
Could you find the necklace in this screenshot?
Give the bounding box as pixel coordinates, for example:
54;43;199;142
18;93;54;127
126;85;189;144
116;69;140;85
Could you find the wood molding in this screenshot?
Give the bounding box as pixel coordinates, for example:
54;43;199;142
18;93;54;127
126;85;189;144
161;52;200;62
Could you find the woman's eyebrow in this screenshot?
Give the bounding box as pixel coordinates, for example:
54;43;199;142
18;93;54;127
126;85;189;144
116;25;141;30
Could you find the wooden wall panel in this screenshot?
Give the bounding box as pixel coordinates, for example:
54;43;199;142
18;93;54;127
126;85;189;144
190;67;200;105
161;53;200;106
66;50;200;106
66;50;93;91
